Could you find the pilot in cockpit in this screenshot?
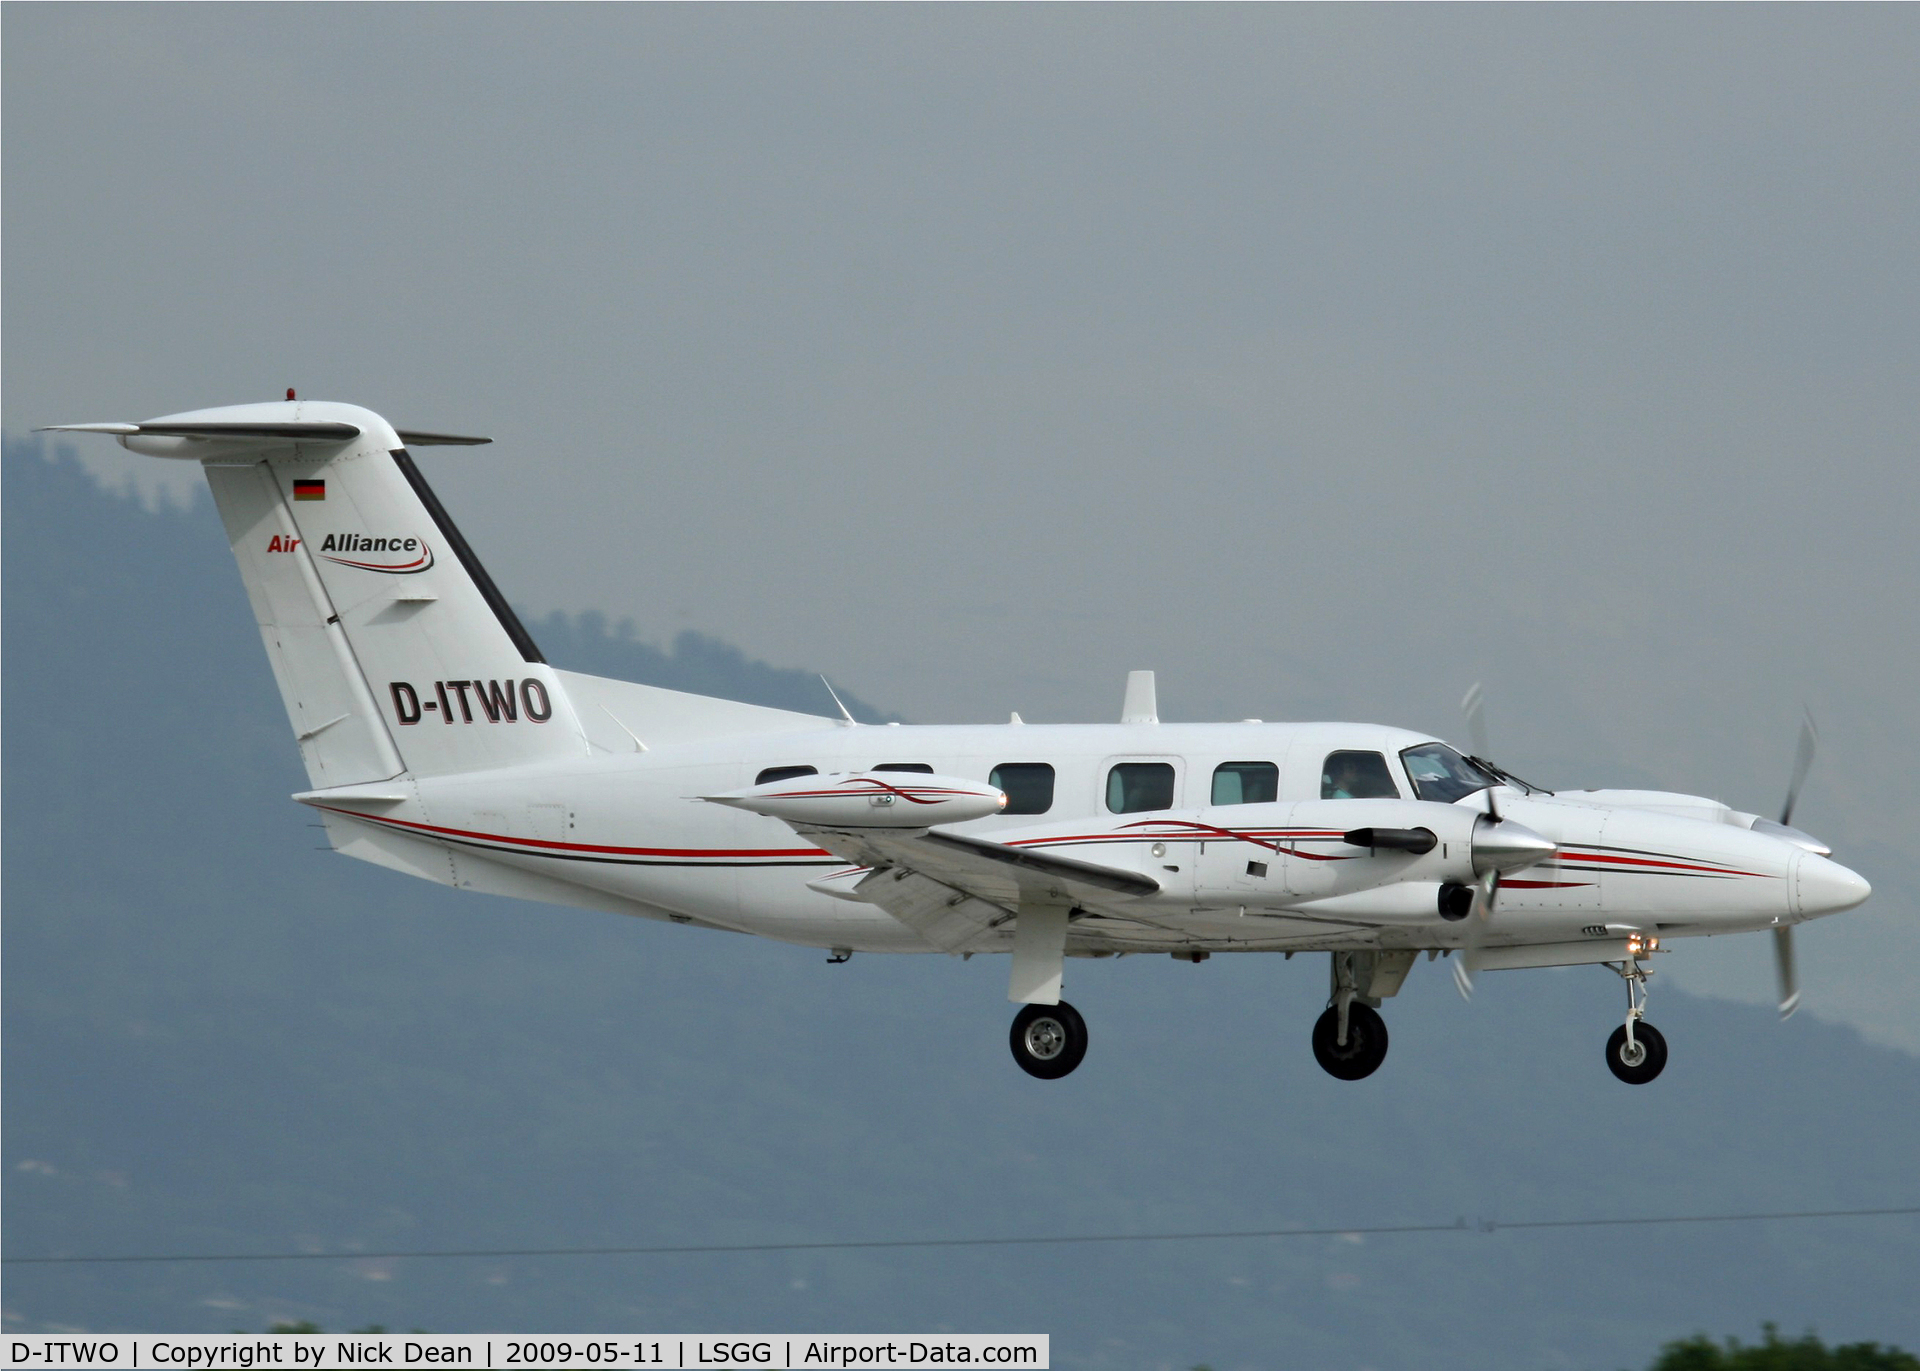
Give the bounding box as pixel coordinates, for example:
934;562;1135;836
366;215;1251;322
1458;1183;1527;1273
1322;750;1401;800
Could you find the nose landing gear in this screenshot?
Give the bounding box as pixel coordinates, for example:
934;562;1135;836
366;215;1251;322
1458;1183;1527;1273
1606;1020;1668;1084
1009;1001;1088;1079
1605;956;1666;1084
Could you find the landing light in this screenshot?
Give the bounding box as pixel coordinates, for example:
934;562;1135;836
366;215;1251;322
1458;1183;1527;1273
1626;933;1660;958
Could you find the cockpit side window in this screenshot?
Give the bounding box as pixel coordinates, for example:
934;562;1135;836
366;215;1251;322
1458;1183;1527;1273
1321;751;1400;800
755;765;818;786
872;763;935;774
1398;743;1497;804
1212;761;1278;805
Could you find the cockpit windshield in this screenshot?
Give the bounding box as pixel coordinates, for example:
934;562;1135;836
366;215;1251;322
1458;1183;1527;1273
1399;743;1500;804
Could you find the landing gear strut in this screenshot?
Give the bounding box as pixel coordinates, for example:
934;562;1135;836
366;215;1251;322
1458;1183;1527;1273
1605;956;1667;1084
1009;1001;1088;1079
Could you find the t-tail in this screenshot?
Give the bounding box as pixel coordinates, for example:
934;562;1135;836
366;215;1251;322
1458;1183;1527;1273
45;401;587;786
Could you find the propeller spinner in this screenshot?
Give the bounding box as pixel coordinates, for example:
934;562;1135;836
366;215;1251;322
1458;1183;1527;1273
1453;809;1559;999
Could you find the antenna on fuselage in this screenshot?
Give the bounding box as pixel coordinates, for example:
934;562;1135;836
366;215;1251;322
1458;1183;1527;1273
821;676;857;727
1120;671;1158;725
599;705;648;753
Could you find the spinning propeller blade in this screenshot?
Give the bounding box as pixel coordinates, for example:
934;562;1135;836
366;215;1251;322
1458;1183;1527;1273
1780;710;1818;828
1450;682;1559;1002
1453;868;1502;1000
1462;681;1492;763
1773;710;1815;1020
1774;925;1800;1021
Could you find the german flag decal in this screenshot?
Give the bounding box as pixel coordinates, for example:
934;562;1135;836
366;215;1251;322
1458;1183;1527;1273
292;479;325;501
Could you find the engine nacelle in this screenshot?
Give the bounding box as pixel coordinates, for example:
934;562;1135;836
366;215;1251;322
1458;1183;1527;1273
705;771;1007;829
1178;798;1560;910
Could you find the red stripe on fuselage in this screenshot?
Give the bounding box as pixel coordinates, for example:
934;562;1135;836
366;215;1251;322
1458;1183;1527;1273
1556;847;1771;878
314;806;831;859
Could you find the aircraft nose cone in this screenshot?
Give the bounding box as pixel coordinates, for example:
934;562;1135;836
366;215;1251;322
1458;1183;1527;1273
1792;852;1872;917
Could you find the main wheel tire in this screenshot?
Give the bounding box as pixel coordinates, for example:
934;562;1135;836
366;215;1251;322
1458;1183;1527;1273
1311;1003;1389;1081
1605;1021;1668;1084
1010;1001;1088;1080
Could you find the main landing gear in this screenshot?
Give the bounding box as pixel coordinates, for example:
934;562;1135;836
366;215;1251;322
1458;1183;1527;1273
1009;1001;1088;1079
1605;956;1667;1084
1312;949;1393;1080
1312;1002;1389;1080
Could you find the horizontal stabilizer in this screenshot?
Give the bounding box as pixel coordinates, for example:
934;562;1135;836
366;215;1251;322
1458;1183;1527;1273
294;782;412;807
41;421;491;447
395;430;491;446
41;420;361;441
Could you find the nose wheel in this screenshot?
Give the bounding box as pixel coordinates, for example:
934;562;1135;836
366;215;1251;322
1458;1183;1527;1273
1312;1002;1389;1080
1009;1001;1088;1079
1605;957;1667;1083
1605;1020;1667;1084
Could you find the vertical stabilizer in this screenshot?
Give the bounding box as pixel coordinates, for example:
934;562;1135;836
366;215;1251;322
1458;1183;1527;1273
82;401;588;783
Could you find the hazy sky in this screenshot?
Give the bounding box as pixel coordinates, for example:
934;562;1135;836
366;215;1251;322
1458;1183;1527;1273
7;5;1917;1046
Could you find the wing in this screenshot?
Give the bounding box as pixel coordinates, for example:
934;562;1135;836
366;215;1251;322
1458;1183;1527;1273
800;824;1160;953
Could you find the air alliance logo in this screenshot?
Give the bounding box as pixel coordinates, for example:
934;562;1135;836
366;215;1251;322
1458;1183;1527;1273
300;533;437;574
319;533;435;574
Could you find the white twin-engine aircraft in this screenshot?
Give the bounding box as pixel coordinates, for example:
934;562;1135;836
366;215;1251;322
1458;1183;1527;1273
48;400;1873;1084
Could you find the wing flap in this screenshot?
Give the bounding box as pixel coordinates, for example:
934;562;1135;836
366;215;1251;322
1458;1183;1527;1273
922;830;1161;896
796;824;1157;909
849;865;1014;952
790;823;1158;955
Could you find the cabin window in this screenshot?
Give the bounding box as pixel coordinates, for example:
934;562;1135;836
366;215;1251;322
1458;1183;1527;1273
872;763;935;774
1107;762;1176;814
1321;751;1400;800
989;763;1055;815
1212;761;1278;805
755;765;817;786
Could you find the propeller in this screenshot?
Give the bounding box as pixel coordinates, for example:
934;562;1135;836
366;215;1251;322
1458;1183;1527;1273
1462;681;1492;764
1451;865;1499;1000
1772;710;1817;1021
1780;709;1818;830
1451;808;1557;1000
1454;683;1500;999
1449;681;1564;999
1460;679;1521;805
1774;925;1800;1021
